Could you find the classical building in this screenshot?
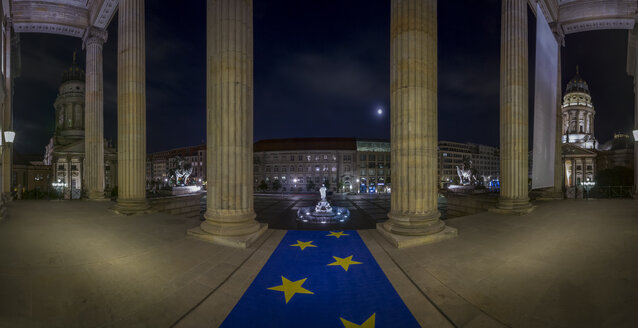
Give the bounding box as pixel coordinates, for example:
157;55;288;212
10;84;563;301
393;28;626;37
561;69;597;187
438;141;500;188
12;153;50;193
253;138;358;193
43;54;116;199
252;138;391;193
146;144;206;185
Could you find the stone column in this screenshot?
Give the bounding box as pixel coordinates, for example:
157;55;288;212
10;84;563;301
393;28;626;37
493;0;534;214
112;0;150;214
552;40;564;196
377;0;456;248
83;27;108;200
188;0;266;248
634;73;638;198
2;20;12;198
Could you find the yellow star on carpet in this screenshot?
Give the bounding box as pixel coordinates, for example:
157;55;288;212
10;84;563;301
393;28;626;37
290;240;317;250
328;255;362;271
326;231;349;238
267;276;314;304
340;313;376;328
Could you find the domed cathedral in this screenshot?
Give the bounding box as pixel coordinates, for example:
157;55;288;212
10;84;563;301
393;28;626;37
561;66;597;188
44;52;117;199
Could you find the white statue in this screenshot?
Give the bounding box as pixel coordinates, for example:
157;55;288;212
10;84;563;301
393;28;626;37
319;184;327;201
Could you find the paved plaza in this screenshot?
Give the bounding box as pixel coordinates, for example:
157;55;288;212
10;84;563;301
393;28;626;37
0;198;637;327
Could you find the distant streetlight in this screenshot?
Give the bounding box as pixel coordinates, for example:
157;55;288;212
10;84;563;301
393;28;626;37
377;108;383;115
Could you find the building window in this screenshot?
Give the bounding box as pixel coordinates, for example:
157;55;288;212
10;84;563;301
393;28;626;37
369;155;376;161
274;166;279;172
586;165;593;171
345;165;350;172
331;166;336;172
290;155;295;161
360;155;366;161
315;165;320;172
298;155;303;161
290;165;295;172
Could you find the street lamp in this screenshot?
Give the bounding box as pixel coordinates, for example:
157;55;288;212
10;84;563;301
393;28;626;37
3;130;15;144
583;178;596;199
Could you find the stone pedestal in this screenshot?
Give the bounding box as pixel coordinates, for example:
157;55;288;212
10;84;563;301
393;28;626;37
188;0;266;248
377;0;457;248
113;0;150;214
495;0;534;214
84;27;107;200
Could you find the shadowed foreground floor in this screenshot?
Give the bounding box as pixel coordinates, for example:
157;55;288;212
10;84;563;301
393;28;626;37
0;199;636;327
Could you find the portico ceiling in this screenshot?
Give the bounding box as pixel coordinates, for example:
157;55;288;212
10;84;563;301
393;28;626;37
8;0;117;38
536;0;638;34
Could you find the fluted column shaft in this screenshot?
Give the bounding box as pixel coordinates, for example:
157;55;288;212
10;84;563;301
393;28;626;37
634;49;638;197
84;27;107;200
2;21;11;197
380;0;453;242
497;0;533;212
192;0;265;246
114;0;149;213
553;44;563;194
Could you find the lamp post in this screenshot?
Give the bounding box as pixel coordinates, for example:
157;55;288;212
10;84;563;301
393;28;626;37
0;130;16;200
583;178;595;200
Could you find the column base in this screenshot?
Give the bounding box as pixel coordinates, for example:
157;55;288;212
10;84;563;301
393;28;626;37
111;198;152;215
187;224;267;248
377;210;457;248
536;190;563;201
188;210;268;248
87;191;108;201
377;223;457;248
490;198;536;215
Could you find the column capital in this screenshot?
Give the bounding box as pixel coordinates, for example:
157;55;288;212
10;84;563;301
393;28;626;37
550;23;565;46
83;27;108;49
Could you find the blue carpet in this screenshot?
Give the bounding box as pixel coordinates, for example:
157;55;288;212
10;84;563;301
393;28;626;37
221;230;420;328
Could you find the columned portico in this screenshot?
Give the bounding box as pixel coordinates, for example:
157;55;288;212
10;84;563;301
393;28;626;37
188;0;266;248
493;0;534;214
83;27;107;200
112;0;150;214
377;0;457;248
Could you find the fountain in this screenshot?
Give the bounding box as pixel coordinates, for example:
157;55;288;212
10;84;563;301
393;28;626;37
297;184;350;224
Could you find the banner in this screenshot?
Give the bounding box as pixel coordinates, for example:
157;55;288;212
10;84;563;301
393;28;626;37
532;3;558;189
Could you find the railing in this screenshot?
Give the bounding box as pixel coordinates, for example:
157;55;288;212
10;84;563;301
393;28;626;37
583;186;633;199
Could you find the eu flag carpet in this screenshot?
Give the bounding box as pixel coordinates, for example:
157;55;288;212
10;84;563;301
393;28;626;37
221;230;420;328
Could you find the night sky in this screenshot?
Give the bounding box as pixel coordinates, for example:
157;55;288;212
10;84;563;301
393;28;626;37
12;0;636;156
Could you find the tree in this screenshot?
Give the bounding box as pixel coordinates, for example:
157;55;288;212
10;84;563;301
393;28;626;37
271;179;282;192
257;180;268;192
337;181;344;192
596;166;634;186
306;180;316;191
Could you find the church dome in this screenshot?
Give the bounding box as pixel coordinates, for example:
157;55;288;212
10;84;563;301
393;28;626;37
565;66;589;94
61;51;85;83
